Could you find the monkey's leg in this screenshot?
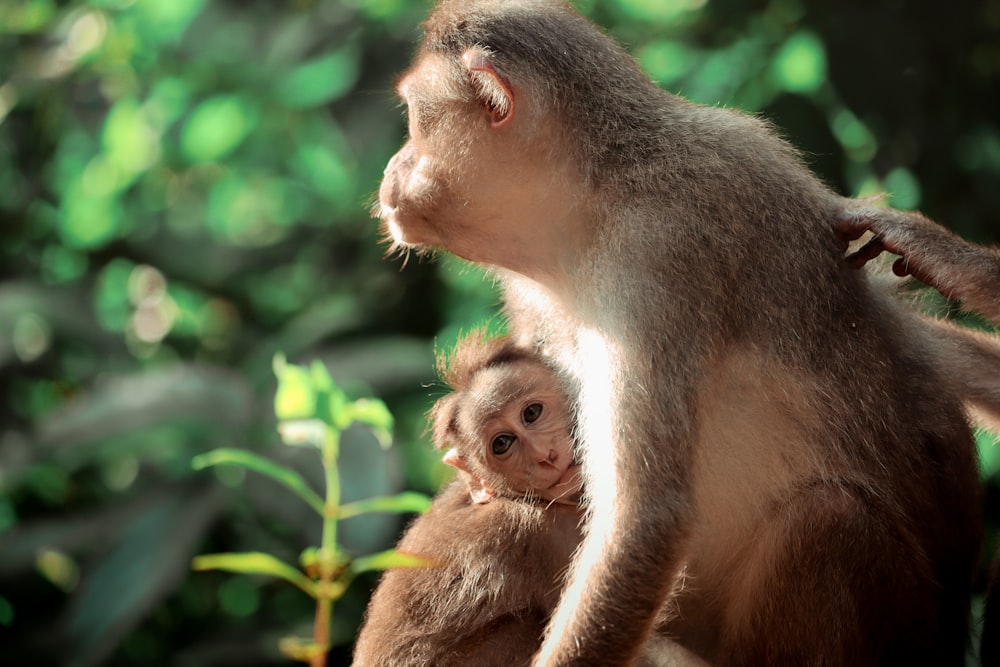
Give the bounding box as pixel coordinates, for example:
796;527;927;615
717;479;968;666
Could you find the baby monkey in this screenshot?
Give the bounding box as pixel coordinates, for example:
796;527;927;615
353;333;694;667
429;331;583;507
352;332;584;667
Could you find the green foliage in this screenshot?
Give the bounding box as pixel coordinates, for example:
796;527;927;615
1;0;999;664
192;356;430;664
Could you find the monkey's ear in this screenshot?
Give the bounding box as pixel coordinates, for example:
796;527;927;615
443;448;498;504
442;447;470;472
461;48;514;128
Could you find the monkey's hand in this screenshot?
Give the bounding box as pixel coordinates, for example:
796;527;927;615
835;206;1000;322
835;206;964;282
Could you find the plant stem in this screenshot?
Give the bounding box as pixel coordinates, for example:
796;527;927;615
310;427;342;667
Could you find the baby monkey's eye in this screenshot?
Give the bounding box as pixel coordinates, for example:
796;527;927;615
492;434;516;456
523;403;543;424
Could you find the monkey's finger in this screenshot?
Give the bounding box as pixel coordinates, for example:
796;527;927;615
845;237;887;268
833;212;872;248
892;257;915;278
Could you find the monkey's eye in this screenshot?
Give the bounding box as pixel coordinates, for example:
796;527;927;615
491;434;516;457
522;403;543;425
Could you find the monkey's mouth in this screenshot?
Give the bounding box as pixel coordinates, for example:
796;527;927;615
552;463;583;492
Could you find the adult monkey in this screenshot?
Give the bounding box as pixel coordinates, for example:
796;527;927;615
376;1;981;664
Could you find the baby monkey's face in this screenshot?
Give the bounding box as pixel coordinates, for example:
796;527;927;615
463;360;582;505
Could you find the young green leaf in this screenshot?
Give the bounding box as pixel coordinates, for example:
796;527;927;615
349;549;430;575
276;418;328;451
338;491;431;520
273;355;318;420
192;552;317;598
192;448;325;516
344;398;394;448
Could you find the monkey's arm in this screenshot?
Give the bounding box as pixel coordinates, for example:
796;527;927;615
525;324;698;666
836;206;1000;322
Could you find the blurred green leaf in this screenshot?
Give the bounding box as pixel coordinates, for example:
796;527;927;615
132;0;207;43
310;358;336;393
349;548;429;575
181;95;258;164
338;491;431;520
884;167;922;210
978;428;1000;480
61;482;224;667
93;258;134;332
192;552;316;598
276;45;361;108
342;398;394;448
830;107;877;163
292;141;355;211
611;0;703;24
217;577;261;618
205;171;299;244
193;447;326;516
637;39;695;86
0;595;13;626
147;77;191;125
58;176;122;249
274;355;318;420
36;548;79;593
0;0;56;34
102;98;160;182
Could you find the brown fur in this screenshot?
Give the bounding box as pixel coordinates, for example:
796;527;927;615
838;206;1000;430
376;2;982;664
838;207;1000;664
352;478;584;667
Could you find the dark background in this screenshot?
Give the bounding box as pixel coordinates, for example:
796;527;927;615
1;0;998;664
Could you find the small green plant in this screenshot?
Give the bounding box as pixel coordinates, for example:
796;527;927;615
192;355;431;666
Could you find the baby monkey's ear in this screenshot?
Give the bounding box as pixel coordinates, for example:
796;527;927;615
443;448;498;504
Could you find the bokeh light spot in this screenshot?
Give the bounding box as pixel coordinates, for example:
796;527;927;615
771;31;827;94
884;167;921;210
181;96;257;164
